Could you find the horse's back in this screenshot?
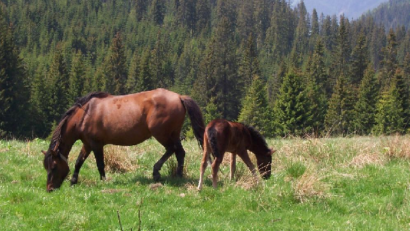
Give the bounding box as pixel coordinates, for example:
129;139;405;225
205;119;249;153
79;89;185;145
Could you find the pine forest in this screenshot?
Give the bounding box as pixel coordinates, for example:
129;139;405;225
1;0;410;139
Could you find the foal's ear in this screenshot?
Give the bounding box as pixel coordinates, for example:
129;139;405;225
42;150;47;155
268;148;276;155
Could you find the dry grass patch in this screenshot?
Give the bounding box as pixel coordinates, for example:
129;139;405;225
381;135;410;159
349;153;386;168
104;145;138;173
293;171;329;203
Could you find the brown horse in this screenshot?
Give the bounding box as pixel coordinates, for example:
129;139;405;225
197;119;274;190
42;88;204;192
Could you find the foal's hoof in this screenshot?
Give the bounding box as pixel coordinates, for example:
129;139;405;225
153;172;161;182
70;178;78;186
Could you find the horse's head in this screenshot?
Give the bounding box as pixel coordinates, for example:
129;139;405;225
42;147;69;192
257;148;275;179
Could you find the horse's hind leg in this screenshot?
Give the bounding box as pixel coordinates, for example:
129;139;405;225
93;146;106;180
230;153;236;181
198;144;211;190
153;146;175;181
71;144;91;185
174;141;186;177
211;156;223;189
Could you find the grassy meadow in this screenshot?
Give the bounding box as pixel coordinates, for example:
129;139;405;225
1;136;410;230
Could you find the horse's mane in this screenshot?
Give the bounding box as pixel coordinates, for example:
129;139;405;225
49;92;110;150
244;125;270;153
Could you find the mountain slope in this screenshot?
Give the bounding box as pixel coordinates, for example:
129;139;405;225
364;0;410;29
293;0;388;19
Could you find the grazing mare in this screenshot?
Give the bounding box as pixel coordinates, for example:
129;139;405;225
198;119;274;190
42;88;204;192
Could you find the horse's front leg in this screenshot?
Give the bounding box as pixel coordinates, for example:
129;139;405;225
230;153;236;181
71;144;91;185
238;150;258;180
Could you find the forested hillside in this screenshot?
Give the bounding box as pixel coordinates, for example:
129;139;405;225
364;0;410;30
0;0;409;139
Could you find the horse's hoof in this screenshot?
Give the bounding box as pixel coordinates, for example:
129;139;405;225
153;172;161;182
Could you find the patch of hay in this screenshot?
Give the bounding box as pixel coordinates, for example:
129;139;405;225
382;135;410;159
293;171;328;203
149;182;163;191
104;145;137;173
349;153;386;168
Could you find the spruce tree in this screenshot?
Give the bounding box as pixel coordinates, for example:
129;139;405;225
274;72;309;136
69;50;86;104
373;81;404;135
105;32;127;95
0;22;29;137
138;48;153;92
126;51;140;93
238;75;271;136
324;75;355;136
350;34;369;85
353;64;379;135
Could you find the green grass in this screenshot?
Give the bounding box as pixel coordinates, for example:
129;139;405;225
1;136;410;230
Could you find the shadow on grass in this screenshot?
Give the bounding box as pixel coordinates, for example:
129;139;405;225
111;174;199;187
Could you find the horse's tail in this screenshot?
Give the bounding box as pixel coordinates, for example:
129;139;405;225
180;95;205;149
207;126;219;159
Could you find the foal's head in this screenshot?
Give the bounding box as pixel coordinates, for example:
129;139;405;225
246;126;274;179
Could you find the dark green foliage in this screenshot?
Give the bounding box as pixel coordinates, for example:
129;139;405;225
274;72;309;136
238;76;272;136
104;32;128;95
324;75;355;136
0;21;29;138
1;0;410;138
353;64;379;135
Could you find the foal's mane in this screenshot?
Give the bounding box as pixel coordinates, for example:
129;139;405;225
48;92;110;151
244;125;270;153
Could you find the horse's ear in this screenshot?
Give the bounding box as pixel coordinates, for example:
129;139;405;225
42;150;47;155
268;148;276;156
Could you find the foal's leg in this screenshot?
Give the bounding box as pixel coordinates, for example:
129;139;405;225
93;146;106;180
230;153;236;181
211;155;224;189
70;144;91;185
198;145;211;190
153;146;175;181
238;150;257;178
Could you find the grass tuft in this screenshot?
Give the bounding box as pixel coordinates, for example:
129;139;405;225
104;145;138;173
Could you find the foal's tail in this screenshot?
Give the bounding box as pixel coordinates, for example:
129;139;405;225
207;126;220;159
180;95;205;149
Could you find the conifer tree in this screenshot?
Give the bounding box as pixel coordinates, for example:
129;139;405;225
380;29;398;90
274;72;309;136
352;64;379;135
151;0;165;26
0;22;29;137
126;51;140;93
350;34;369;85
204;97;222;125
105;32;127;95
238;75;271;136
69;50;86;104
373;80;404;135
195;0;211;35
324;75;355;136
138;48;153;92
47;46;70;124
238;34;261;92
305;39;328;136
